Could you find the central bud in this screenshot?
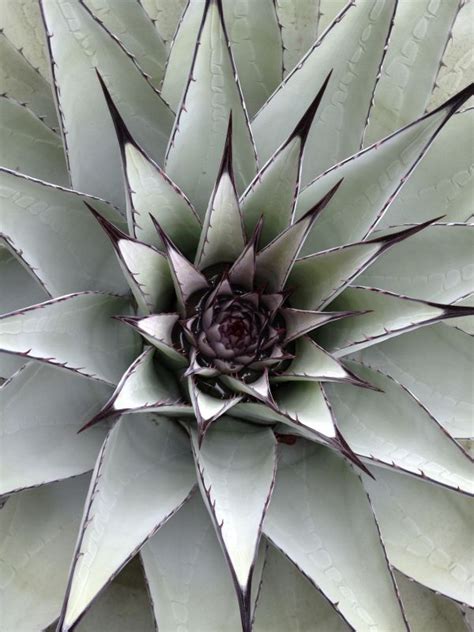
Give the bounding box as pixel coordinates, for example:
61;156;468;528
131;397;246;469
180;273;288;377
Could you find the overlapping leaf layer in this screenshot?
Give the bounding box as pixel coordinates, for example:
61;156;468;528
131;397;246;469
0;1;473;631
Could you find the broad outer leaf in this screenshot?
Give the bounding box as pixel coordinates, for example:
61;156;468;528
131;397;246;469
275;0;320;77
115;238;174;314
253;543;350;632
0;169;128;297
40;0;173;209
252;0;398;185
123;141;201;258
296;86;473;254
364;465;474;606
380;111;474;226
0;32;58;130
82;0;167;89
161;0;283;118
0;476;89;632
0;243;47;380
273;381;337;439
75;556;155;632
0;0;51;81
85;347;182;424
264;442;407;631
59;415;196;631
142;491;242;631
317;286;470;358
223;0;283;117
0;97;68;186
0;241;47;314
394;570;469;632
0;362;111;495
165;0;257;217
359;224;474;304
195;122;246;269
326;364;473;494
364;0;461;145
0;292;140;385
427;0;474;111
191;418;277;629
140;0;187;47
288;220;437;310
350;324;474;439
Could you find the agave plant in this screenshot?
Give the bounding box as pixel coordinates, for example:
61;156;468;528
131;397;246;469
0;0;473;630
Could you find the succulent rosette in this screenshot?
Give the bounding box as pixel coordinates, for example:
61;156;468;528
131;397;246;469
0;1;473;631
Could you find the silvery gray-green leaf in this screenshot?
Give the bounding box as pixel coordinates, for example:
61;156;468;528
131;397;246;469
58;415;195;631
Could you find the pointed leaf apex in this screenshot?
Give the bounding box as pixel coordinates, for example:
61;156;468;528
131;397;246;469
300;178;343;224
149;213;175;251
371;215;445;250
333;429;375;479
443;82;474;114
95;70;136;150
84;201;128;244
217;112;234;182
290;71;332;144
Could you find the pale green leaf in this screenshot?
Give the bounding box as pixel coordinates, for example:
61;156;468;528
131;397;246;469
364;465;474;606
40;0;174;209
0;169;128;296
160;0;203;109
317;286;462;358
272;336;360;385
350;324;474;439
165;0;257;217
87;347;183;422
446;294;474;335
0;476;89;632
241;136;302;247
195;141;246;269
364;0;462;145
161;0;283;117
188;376;242;437
255;183;341;291
327;363;473;493
395;570;469;632
191;418;277;627
223;0;283;117
275;0;320;77
140;0;187;46
0;362;111;495
253;544;350;632
124;142;201;257
76;557;155;632
359;224;474;303
0;241;47;314
380;111;474;226
0;0;50;81
0;32;58;130
274;380;337;439
82;0;167;89
115;237;174;314
289;221;434;310
59;415;196;631
0;97;68;186
119;314;186;368
297;89;471;253
264;442;408;631
318;0;347;33
428;0;474;111
252;0;397;185
142;491;242;631
0;292;139;385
